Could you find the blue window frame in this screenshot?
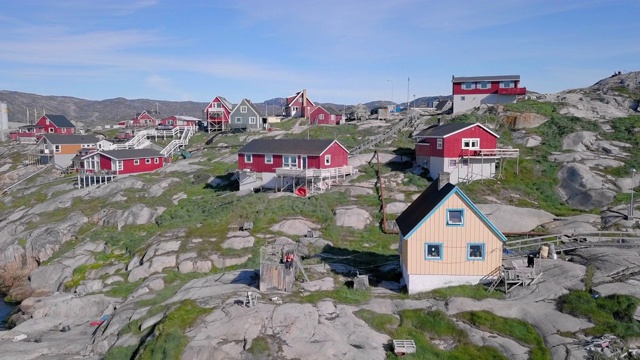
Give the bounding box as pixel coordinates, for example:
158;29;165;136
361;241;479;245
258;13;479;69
467;243;486;261
424;242;443;260
446;209;464;226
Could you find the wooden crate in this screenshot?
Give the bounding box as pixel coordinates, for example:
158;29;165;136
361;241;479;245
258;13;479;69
393;339;416;355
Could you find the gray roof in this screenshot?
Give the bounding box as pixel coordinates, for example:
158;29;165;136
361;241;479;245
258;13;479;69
44;114;75;128
218;96;233;110
415;123;475;138
435;99;451;111
99;149;163;160
452;75;520;83
396;181;456;236
325;106;342;115
238;138;343;155
232;99;264;117
42;134;98;144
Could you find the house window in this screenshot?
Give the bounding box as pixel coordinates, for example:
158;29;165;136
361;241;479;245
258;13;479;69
500;81;515;88
235;117;242;123
292;106;299;113
462;138;480;149
49;128;54;133
134;159;140;165
62;128;66;133
462;159;469;166
249;117;256;124
117;160;123;171
478;81;490;89
244;154;252;163
460;96;466;101
325;155;331;165
436;139;443;149
447;209;464;226
283;155;297;168
319;114;325;120
45;119;50;125
462;82;475;90
54;145;61;153
154;158;159;164
145;158;151;164
265;154;273;164
467;243;486;261
240;106;247;113
331;115;335;120
424;243;443;260
449;159;457;167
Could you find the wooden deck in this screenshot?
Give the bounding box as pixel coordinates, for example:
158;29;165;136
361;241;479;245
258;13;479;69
503;231;640;258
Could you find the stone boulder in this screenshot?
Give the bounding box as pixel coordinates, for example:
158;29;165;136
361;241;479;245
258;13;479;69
221;232;255;250
270;219;319;236
475;204;555;233
511;131;542;147
542;214;601;234
95;204;166;230
502;112;549;129
556;163;616;210
21;293;116;319
334;206;372;230
178;259;213;274
148;178;179;197
209;253;251;269
127;255;176;282
385;202;408;214
562;131;598;151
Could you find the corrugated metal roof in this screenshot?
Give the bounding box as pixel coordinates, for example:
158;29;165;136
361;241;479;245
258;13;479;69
452;75;520;83
238;138;339;155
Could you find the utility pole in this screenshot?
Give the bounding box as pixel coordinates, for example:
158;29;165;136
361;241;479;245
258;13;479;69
406;77;410;110
631;168;637;218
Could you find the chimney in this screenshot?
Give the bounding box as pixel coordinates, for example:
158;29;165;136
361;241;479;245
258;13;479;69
438;172;450;190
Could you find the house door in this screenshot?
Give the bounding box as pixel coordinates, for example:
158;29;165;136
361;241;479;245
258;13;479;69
301;156;307;169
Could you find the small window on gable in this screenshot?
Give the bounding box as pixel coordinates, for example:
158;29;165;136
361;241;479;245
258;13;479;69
45;119;50;125
244;153;252;163
436;139;443;149
424;243;443;260
325;155;331;165
467;243;485;260
447;209;464;226
265;154;273;164
240;106;247;113
49;128;54;133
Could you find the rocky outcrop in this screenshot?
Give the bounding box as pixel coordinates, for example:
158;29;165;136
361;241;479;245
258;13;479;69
270;219;319;236
501;112;549;129
512;131;542;147
475;204;555;233
556;163;616;210
334;206;372;230
93;204;166;230
221;231;255;250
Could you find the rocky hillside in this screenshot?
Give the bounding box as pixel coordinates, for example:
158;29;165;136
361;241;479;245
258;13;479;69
0;73;639;359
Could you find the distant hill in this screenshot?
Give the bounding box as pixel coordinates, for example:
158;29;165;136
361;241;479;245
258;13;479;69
0;90;450;126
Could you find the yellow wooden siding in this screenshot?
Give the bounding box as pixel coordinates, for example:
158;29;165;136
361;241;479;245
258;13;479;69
60;144;83;155
406;192;502;275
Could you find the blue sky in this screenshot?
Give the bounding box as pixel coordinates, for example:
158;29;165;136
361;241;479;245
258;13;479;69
0;0;638;105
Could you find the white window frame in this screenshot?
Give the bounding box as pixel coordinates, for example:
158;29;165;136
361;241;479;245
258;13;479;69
45;119;50;125
154;157;159;164
249;117;256;124
324;155;331;165
244;153;252;163
145;158;151;164
462;138;480;149
283;155;297;168
54;145;61;153
292;106;299;113
235;117;242;123
478;81;490;89
240;106;247;113
134;159;140;165
436;139;443;150
449;159;457;168
500;81;515;88
49;128;54;133
116;160;123;171
62;128;66;133
319;114;325;120
462;82;475;90
265;154;273;164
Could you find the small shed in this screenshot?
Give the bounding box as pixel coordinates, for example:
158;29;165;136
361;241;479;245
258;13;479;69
259;244;299;292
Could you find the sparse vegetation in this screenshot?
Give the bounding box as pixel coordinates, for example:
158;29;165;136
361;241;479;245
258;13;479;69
353;309;399;333
503;99;559;117
559;291;640;339
420;284;504;301
246;335;272;355
584;264;596;292
103;346;137;360
456;310;551;360
298;286;371;305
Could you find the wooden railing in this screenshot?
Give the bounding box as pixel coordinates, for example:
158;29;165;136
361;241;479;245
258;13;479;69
459;148;520;158
505;231;640;252
275;165;353;178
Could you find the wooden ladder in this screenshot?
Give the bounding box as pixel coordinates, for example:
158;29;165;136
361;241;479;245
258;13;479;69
484;267;503;293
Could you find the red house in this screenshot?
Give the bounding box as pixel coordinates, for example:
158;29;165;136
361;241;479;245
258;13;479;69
129;110;158;128
414;122;518;184
452;75;526;114
237;138;352;193
204;96;233;131
310;105;343;125
284;89;316;118
80;149;166;175
10;114;76;141
158;115;200;129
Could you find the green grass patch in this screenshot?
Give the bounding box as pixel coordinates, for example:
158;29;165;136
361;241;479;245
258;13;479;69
503;100;559;117
420;284;504;301
354;309;399;333
298;286;371;305
584;264;596;292
600;115;640;177
559;291;640;339
269;118;298;131
103;345;137;360
104;280;142;298
64;263;104;289
246;335;271;355
136;300;212;360
456;310;550;360
402;172;429;189
281;122;378;149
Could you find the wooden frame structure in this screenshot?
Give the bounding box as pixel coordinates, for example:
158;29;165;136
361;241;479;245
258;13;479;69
274;165;353;195
259;243;302;292
457;148;519;184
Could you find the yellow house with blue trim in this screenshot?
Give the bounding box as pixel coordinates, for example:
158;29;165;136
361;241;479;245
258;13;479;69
396;173;506;294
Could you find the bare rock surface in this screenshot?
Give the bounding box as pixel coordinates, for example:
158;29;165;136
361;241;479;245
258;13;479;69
147;177;179;197
270;218;319;236
178;259;212;274
511;130;542;147
221;235;255;250
334;206;372;230
165;270;258;306
209;254;251;268
562;131;598;151
475;204;555;233
502;112;549;129
542;214;601;234
556;163;616;210
457;321;529;360
95;204;165;230
300;277;335;292
385;202;408;214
